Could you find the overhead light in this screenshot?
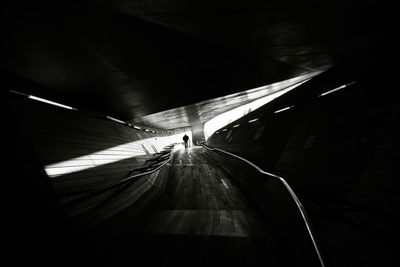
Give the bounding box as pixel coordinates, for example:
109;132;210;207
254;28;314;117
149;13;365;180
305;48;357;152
133;126;141;130
106;116;126;124
9;89;77;110
274;105;295;114
222;129;228;132
248;118;259;123
318;81;356;97
144;129;150;132
27;95;77;110
233;124;240;128
220;179;230;189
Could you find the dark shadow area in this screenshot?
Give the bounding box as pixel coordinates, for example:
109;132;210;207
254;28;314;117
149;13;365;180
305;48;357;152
2;2;398;266
1;1;290;118
5;92;83;266
207;55;400;266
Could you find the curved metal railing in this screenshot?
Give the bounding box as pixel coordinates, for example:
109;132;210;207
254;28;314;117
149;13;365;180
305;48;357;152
201;143;326;267
57;144;176;210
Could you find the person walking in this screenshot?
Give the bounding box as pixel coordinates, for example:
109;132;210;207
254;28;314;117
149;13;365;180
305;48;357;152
183;134;189;149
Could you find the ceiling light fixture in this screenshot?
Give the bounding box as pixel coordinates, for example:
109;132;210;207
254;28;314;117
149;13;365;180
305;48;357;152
318;81;357;97
106;116;126;124
274;105;295;114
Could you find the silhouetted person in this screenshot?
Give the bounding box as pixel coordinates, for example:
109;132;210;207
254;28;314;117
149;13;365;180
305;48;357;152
183;134;189;149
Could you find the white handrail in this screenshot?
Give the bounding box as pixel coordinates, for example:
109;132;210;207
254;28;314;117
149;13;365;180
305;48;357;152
201;144;326;267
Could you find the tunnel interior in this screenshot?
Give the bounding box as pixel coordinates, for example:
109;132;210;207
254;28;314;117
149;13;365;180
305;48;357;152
3;1;399;267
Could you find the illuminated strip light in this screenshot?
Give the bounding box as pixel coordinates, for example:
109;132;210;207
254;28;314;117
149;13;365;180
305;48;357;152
106;116;126;124
133;126;141;130
221;179;230;189
318;81;357;97
144;129;150;132
274;105;295;114
222;129;228;132
233;124;240;128
27;96;77;110
248;118;259;123
9;89;79;110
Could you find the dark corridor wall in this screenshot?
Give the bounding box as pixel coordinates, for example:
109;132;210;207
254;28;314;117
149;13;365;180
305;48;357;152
4;70;178;264
6;87;174;229
206;63;400;266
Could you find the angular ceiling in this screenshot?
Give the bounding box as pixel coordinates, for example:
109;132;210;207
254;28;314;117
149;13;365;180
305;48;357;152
132;72;319;129
1;0;390;130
